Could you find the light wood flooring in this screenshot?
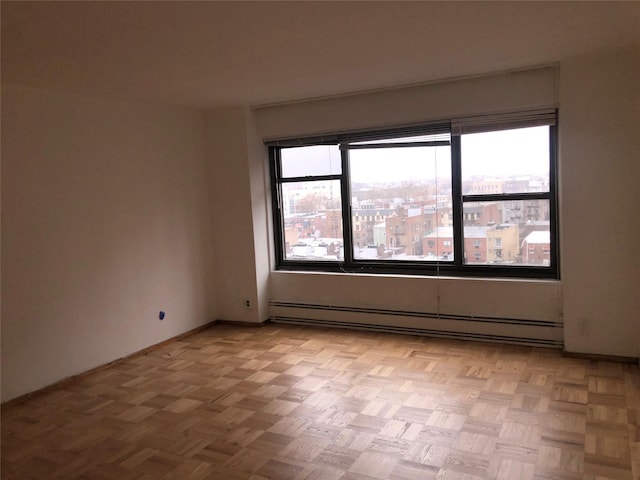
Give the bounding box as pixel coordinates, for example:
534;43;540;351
2;323;639;480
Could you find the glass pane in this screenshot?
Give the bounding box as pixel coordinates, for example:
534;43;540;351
281;145;341;178
463;200;551;266
461;126;549;194
349;142;453;261
281;180;343;261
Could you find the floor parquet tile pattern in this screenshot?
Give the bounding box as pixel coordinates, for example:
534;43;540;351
2;324;639;479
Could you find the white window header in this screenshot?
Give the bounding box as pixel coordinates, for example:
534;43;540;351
255;65;558;142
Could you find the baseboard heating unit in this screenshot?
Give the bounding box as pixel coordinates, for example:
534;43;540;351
269;301;563;348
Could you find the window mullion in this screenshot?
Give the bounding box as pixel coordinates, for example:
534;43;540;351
269;147;286;267
451;135;464;266
462;192;551;203
279;174;342;183
549;123;560;275
342;141;450;150
341;147;354;266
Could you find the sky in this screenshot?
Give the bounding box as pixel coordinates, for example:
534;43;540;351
280;126;550;184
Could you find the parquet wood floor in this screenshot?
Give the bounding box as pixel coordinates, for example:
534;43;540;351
2;324;639;480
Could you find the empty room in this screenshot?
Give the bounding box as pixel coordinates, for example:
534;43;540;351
1;2;639;479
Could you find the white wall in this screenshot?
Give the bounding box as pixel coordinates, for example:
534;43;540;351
559;47;640;357
248;51;639;358
256;67;556;141
245;111;273;324
1;85;216;401
270;272;563;344
3;47;637;403
270;273;562;322
205;107;270;324
253;67;565;345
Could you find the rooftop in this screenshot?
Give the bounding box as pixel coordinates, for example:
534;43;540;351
523;231;551;245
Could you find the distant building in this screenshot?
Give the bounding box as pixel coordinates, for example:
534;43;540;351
503;177;548;193
501;200;550;224
422;227;455;260
521;231;551;265
423;224;519;264
284;227;299;252
463;202;500;226
463;226;490;263
312;209;343;239
520;221;551;244
386;207;438;255
353;207;395;247
373;222;386;247
290;240;342;260
486;224;519;263
467;179;505;195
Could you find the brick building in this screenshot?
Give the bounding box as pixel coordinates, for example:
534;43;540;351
521;230;551;265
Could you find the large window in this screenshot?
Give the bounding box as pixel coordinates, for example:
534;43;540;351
268;110;558;278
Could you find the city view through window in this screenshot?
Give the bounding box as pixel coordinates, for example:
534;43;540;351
276;125;554;270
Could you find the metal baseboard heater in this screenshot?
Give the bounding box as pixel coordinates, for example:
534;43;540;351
269;301;563;348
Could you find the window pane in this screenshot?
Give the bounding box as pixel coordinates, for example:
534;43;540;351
349;143;453;261
281;145;341;178
461;126;549;194
463;200;551;265
281;180;343;261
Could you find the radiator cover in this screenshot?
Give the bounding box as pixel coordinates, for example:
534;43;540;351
269;301;563;347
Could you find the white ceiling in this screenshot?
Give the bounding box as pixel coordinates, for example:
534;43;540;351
2;1;639;108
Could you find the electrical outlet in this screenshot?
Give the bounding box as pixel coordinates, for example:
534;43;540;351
244;299;251;309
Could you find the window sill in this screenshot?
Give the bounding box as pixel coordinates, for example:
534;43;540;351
271;268;560;285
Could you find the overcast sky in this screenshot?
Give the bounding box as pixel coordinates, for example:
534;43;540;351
281;126;549;183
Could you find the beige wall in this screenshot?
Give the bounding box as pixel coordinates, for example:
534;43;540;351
1;85;216;401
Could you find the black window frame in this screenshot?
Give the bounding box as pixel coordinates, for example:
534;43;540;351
268;111;559;280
